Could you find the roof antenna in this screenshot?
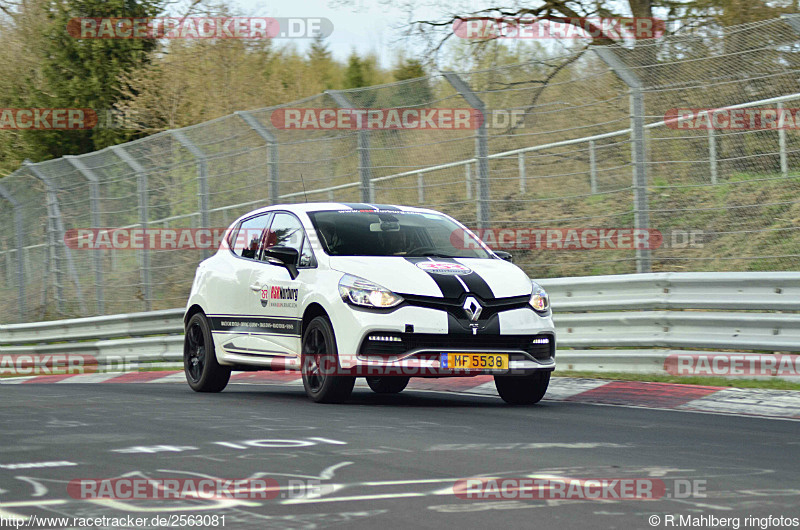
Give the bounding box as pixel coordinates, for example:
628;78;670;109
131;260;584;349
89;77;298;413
299;173;309;203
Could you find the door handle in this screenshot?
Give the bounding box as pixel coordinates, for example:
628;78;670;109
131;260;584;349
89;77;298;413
249;284;262;292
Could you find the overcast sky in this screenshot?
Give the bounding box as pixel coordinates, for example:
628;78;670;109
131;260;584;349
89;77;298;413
234;0;438;67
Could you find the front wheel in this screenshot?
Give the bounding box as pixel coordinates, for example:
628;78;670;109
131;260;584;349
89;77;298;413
184;313;231;392
366;376;410;394
494;371;550;405
301;316;355;403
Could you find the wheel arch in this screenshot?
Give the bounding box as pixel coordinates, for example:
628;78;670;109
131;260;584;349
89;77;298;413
184;304;206;328
302;303;329;335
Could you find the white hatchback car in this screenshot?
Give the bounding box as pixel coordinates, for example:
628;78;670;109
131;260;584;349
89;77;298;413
184;203;555;404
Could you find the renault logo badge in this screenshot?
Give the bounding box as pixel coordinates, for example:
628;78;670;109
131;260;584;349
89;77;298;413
462;296;483;322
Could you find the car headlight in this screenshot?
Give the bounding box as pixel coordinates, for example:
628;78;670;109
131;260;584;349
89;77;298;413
529;281;550;313
338;274;403;308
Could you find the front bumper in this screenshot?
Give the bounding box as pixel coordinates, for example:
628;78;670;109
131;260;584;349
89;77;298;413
330;298;556;376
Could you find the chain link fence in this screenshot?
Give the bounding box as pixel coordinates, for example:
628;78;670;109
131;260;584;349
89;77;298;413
1;16;799;323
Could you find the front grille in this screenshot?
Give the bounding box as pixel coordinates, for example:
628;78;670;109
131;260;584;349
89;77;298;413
359;333;554;360
402;294;530;320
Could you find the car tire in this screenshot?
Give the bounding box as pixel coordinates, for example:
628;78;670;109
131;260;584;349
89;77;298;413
494;371;550;405
184;313;231;392
365;376;410;394
301;316;355;403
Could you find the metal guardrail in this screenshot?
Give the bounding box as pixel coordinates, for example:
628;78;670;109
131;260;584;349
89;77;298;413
1;273;798;376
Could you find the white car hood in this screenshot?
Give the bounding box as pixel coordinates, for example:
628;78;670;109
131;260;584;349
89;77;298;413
328;256;533;299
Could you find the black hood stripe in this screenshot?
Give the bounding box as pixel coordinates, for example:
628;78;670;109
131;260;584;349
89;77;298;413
460;270;495;300
404;257;465;298
404;257;496;300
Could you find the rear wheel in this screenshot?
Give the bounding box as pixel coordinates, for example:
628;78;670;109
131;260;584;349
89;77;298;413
494;371;550;405
366;376;410;394
301;316;355;403
184;313;231;392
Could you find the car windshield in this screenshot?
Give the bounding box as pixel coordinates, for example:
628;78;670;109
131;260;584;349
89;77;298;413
307;210;491;258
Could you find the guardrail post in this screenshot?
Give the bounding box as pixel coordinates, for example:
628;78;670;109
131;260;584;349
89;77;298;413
518;152;526;193
23;160;87;316
111;146;152;311
235;111;280;204
65;156;104;314
171;130;211;260
589;140;598;194
326;90;374;203
442;72;490;228
594;48;652;273
0;183;25;320
417;173;425;203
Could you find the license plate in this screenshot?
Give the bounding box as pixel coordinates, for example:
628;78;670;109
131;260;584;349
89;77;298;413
440;353;508;370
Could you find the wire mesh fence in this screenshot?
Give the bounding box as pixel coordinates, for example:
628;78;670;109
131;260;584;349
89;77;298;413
1;16;799;323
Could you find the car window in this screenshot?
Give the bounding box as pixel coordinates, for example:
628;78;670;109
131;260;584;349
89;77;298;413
307;210;491;258
299;237;315;268
260;212;308;265
230;214;271;259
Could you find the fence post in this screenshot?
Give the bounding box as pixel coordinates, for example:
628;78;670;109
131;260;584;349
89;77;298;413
778;102;788;177
442;72;490;228
0;183;25;320
518;152;526;193
171;130;212;260
782;13;800;34
235;111;280;204
2;239;10;286
326;90;374;203
594;48;652;273
111;146;152;311
23;160;87;316
465;163;473;200
589;140;598;194
64;155;104;314
708;127;718;185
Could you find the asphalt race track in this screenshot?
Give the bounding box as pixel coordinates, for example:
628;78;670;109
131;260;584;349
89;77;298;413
1;380;798;530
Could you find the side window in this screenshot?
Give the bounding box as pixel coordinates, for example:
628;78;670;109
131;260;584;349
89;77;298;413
260;213;307;264
299;237;315;268
231;214;271;259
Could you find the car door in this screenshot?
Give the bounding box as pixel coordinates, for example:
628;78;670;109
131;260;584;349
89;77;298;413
245;211;313;358
206;212;273;355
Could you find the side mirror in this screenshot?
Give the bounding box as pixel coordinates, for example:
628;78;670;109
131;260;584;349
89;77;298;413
263;246;299;280
494;250;513;262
